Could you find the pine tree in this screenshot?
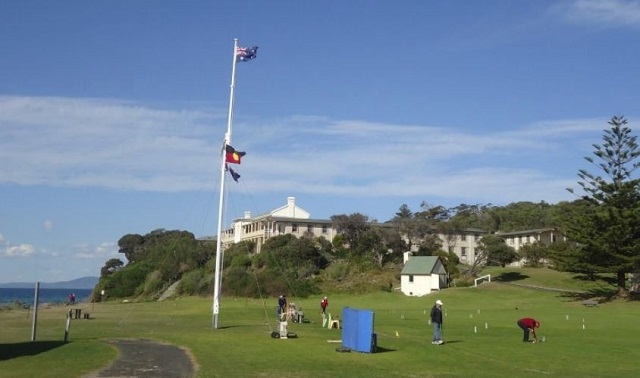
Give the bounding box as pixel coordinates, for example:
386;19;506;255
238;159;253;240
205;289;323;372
567;116;640;296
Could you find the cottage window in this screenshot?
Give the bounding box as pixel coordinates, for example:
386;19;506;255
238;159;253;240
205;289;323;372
292;224;298;232
409;275;414;283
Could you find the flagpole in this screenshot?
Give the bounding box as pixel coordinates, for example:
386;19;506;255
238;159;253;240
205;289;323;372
212;38;239;329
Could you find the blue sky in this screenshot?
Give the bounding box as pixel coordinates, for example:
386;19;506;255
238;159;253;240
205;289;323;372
1;0;639;283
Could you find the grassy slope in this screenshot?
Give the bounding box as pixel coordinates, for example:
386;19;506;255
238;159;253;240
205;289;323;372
1;269;638;378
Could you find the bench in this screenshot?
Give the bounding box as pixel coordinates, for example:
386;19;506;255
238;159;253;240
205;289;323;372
582;300;599;307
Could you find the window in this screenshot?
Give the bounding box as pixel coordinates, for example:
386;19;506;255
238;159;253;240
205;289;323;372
307;224;314;233
322;225;328;233
409;275;414;283
292;224;298;232
461;247;467;257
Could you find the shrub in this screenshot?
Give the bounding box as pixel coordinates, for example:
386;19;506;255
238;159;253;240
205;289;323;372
453;275;475;287
142;270;165;296
178;269;205;295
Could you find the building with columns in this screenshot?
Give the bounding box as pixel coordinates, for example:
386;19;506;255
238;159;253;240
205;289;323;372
219;197;565;266
221;197;335;253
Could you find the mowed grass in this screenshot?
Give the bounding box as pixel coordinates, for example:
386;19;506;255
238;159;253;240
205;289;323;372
1;278;639;377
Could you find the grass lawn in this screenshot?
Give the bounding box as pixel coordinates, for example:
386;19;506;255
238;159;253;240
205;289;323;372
1;270;639;377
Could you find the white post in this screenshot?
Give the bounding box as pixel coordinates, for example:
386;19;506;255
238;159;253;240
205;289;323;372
64;310;72;343
212;38;239;330
30;282;40;341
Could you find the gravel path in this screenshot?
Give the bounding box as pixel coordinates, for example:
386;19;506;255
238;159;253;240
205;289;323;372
87;339;196;378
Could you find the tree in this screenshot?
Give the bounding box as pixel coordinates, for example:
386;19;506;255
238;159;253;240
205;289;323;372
566;116;640;296
449;203;498;231
330;213;370;254
518;242;547;268
117;233;144;263
391;205;433;252
100;258;124;277
477;234;518;268
365;226;406;268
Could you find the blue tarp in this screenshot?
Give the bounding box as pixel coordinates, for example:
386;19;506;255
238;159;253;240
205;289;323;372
342;307;376;353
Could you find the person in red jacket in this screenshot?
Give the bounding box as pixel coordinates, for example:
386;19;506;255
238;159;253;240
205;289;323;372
517;317;540;343
320;296;328;315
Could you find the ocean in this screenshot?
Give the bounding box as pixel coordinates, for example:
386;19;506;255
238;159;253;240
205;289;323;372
0;288;94;306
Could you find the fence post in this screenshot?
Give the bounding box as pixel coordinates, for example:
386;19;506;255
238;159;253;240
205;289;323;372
64;309;72;343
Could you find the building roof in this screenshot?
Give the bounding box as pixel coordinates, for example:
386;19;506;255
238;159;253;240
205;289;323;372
401;256;443;275
495;227;558;236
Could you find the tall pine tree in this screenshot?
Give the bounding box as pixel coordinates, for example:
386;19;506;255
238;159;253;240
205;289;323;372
567;116;640;296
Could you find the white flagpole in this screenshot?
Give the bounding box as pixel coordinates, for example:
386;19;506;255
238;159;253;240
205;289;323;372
212;38;239;329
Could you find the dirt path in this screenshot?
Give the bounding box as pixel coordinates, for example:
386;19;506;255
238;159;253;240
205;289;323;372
87;339;196;378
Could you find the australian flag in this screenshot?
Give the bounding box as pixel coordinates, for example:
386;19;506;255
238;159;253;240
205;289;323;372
236;46;258;62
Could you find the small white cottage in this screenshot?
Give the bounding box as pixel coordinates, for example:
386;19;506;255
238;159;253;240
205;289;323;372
400;254;448;297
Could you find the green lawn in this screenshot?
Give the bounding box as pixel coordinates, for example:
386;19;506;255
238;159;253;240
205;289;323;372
1;273;639;377
480;266;618;295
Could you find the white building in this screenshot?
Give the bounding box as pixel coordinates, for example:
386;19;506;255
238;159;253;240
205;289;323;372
400;254;448;296
496;228;566;267
218;197;564;268
221;197;335;253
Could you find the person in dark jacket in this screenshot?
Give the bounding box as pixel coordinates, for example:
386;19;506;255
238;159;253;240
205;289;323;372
517;317;540;343
277;294;287;319
430;299;444;345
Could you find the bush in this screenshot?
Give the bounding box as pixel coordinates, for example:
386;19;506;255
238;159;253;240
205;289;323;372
453;275;475;287
324;261;350;281
178;269;205;295
142;270;165;296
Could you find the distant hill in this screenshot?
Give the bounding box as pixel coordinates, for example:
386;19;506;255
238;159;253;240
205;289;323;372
0;276;99;289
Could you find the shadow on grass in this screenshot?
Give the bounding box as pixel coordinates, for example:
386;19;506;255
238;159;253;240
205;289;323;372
374;346;395;353
0;340;65;361
573;274;618;286
494;272;529;282
561;287;616;301
561;287;640;303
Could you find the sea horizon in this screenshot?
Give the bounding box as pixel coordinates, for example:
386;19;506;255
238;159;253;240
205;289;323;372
0;287;94;306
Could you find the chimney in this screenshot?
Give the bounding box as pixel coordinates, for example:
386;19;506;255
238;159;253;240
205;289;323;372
287;197;296;217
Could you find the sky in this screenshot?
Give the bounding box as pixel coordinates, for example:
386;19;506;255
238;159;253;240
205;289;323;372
1;0;640;283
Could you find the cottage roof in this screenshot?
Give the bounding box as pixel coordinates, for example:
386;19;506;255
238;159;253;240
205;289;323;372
401;256;444;275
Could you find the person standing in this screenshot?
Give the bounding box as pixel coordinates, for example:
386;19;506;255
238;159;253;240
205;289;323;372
430;299;444;345
517;317;540;343
320;296;328;315
277;294;287;319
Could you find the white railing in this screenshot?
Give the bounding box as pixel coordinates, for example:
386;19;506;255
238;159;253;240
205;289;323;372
474;274;491;287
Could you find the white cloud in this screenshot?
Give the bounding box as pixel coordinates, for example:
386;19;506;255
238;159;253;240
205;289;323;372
4;244;35;257
74;242;119;260
0;95;619;205
43;220;54;232
563;0;640;26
